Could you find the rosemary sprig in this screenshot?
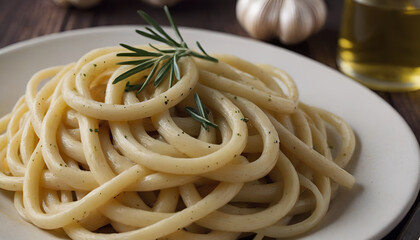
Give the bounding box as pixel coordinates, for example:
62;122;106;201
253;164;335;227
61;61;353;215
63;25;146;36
115;6;218;131
185;93;218;131
113;6;218;94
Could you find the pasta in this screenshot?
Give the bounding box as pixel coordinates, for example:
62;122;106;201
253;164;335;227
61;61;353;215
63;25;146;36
0;45;356;240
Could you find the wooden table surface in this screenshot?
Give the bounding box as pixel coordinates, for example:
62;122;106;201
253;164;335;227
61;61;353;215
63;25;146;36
0;0;419;239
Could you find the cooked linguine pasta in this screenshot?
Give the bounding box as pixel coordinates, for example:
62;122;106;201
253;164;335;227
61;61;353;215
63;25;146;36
0;45;355;239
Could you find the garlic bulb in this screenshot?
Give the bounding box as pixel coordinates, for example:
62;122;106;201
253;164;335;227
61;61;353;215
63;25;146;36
142;0;184;7
53;0;102;9
236;0;327;44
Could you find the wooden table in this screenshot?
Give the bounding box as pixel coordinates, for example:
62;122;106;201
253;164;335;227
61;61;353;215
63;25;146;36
1;0;419;239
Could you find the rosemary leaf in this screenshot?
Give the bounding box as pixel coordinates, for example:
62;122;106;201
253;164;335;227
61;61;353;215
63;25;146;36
194;93;207;119
196;41;208;56
164;6;185;44
172;53;181;80
189;51;218;62
117;59;151;65
185;93;218;131
117;52;147;57
135;29;172;46
145;26;180;47
153;58;173;87
125;81;143;92
149;44;176;54
169;63;175;88
196;41;218;62
137;60;160;94
185;107;218;130
120;43;162;57
185;107;208;131
113;60;154;84
137;10;179;47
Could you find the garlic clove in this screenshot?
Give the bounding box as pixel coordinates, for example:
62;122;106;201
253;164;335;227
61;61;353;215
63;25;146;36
263;0;283;38
304;0;327;32
236;0;327;45
278;0;316;44
236;0;265;39
237;0;282;40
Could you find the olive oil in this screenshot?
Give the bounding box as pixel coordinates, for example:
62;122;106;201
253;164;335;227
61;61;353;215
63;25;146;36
337;0;420;91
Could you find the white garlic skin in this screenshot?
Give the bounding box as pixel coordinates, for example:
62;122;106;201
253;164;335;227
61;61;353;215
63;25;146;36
142;0;184;7
236;0;327;44
53;0;102;9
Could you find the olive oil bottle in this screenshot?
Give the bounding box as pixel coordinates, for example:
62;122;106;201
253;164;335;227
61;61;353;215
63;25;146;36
337;0;420;91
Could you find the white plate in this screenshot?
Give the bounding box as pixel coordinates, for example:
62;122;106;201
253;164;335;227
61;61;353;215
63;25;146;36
0;26;419;240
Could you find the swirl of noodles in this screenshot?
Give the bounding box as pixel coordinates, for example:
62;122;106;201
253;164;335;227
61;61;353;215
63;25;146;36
0;45;356;240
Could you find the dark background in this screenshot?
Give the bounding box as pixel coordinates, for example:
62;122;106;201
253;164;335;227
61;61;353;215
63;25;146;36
0;0;419;239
